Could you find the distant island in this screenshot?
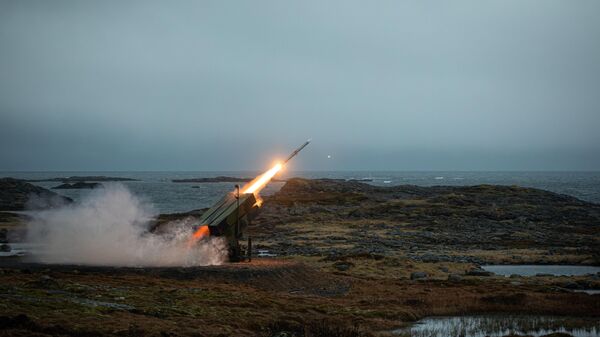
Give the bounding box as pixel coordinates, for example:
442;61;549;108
0;178;72;211
52;182;102;189
26;176;139;182
172;176;285;183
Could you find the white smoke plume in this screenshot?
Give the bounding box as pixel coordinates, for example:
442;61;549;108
26;183;227;266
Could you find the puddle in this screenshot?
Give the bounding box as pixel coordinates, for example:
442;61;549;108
573;289;600;295
482;265;600;277
0;243;41;257
257;249;277;257
393;315;600;337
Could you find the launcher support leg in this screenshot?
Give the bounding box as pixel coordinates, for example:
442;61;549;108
247;236;252;262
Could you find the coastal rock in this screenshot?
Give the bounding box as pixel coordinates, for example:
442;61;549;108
410;272;428;280
465;269;493;277
0;178;72;211
252;178;600;266
333;261;354;271
0;244;10;252
563;282;580;290
36;275;59;289
448;274;462;282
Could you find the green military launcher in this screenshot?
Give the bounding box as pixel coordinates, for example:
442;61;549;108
194;190;259;261
190;139;310;262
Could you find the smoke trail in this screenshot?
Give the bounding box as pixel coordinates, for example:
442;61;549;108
26;183;226;266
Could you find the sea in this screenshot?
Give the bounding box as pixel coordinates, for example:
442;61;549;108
2;171;599;214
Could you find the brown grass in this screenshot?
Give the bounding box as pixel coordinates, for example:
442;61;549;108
1;258;598;336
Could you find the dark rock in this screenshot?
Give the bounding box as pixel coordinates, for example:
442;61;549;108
481;293;526;305
35;275;60;289
410;272;428;280
563;282;580;289
466;268;493;277
333;261;354;271
0;178;72;211
420;252;441;262
245;177;600;264
576;280;592;289
0;243;10;252
448;274;462;282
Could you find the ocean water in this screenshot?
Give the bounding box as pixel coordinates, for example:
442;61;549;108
2;171;599;214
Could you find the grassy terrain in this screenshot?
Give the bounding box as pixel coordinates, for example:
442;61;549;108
0;260;598;337
1;178;599;336
253;179;600;265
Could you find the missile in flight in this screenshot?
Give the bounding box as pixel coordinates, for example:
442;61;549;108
283;139;311;165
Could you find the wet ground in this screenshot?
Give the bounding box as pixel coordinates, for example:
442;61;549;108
393;315;600;337
1;178;599;336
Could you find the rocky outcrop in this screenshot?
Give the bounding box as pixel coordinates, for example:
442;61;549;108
0;178;72;211
410;272;428;280
466;268;493;277
52;182;101;189
252;178;600;264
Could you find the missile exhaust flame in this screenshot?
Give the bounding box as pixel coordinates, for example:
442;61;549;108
241;162;283;194
188;140;311;255
241;139;311;195
188;225;210;247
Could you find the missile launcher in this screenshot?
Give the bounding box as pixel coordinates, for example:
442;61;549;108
196;191;259;261
191;140;311;262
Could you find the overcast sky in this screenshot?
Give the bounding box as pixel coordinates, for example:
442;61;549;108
1;1;599;171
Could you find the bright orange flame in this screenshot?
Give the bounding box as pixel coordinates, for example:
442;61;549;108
253;194;264;207
188;162;282;248
241;162;282;194
188;225;209;247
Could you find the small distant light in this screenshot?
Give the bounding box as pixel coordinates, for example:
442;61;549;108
327;155;332;159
